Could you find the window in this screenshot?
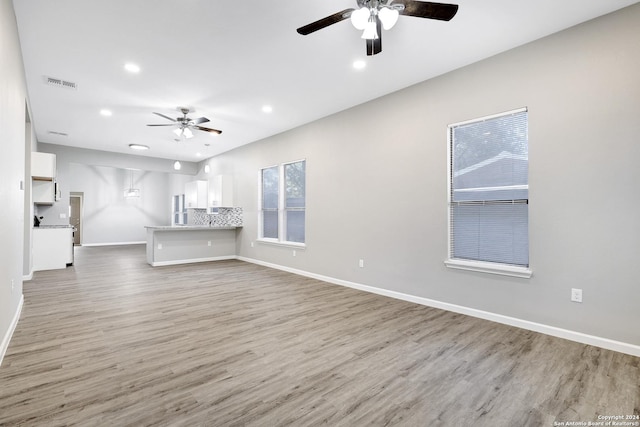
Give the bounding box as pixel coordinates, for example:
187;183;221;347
172;194;187;225
446;108;531;278
260;160;306;245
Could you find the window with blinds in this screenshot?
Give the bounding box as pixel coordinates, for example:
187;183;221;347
448;108;529;268
261;166;279;239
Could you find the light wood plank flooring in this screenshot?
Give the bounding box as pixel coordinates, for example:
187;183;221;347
1;245;638;426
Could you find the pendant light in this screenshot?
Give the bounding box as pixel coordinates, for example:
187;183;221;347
124;170;140;198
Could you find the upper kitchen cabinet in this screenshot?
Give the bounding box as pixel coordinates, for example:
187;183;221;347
32;152;56;179
32;152;57;204
185;180;208;209
208;175;233;209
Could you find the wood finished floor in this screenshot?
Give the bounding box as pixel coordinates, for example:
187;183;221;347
1;245;638;426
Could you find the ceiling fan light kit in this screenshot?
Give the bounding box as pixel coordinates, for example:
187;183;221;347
361;16;379;40
174;127;194;139
378;6;400;30
297;0;458;55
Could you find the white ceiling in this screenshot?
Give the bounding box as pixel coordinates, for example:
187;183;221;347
14;0;638;162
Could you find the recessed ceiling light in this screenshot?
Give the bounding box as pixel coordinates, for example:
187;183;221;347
262;105;273;113
128;144;149;151
353;60;366;70
196;152;202;157
124;63;140;73
100;109;112;116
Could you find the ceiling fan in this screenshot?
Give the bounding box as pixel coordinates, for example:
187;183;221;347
296;0;458;56
147;107;222;139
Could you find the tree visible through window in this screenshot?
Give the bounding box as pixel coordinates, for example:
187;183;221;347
285;161;306;243
448;108;529;267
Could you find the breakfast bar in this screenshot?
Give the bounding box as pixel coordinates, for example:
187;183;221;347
145;226;240;266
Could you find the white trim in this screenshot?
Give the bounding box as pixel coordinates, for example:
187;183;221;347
150;255;236;267
1;294;24;366
81;241;145;247
445;258;532;279
448;106;528;128
237;256;640;357
256;239;306;250
23;272;33;281
453;184;528;193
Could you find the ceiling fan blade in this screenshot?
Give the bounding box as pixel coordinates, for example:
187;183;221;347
366;17;382;56
297;9;354;35
152;112;177;122
147;124;175;126
191;116;210;125
195;125;222;135
396;1;458;21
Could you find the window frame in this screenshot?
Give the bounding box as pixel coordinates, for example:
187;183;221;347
445;108;532;279
258;159;306;248
172;194;187;226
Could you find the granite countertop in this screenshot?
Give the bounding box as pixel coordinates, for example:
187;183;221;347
145;225;241;230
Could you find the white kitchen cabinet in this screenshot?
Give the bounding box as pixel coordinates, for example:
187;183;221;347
32;180;56;204
32;152;57;204
208;175;233;210
185;180;208;208
33;227;73;271
31;152;56;179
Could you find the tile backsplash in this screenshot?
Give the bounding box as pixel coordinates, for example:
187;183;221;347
187;207;243;227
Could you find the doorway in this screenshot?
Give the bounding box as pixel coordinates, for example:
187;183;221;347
69;193;83;245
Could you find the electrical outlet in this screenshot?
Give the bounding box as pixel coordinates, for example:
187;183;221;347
157;243;163;250
207;240;212;247
571;288;583;303
293;250;297;257
11;279;14;293
251;241;254;248
359;259;364;268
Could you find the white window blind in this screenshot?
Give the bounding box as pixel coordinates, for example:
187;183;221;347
449;108;529;267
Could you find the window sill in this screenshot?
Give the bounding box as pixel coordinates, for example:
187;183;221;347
256;239;306;250
444;259;532;279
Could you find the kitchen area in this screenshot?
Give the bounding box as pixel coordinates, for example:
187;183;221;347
30;146;242;272
146;175;243;266
32;152;74;271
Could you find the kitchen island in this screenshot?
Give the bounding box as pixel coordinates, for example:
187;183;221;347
145;226;240;267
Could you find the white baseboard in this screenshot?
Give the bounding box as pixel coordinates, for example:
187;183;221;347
23;272;33;281
81;241;146;247
151;255;236;267
238;256;640;358
0;294;24;366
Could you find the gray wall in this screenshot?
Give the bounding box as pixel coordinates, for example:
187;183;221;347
36;144;196;244
203;4;640;346
0;0;28;359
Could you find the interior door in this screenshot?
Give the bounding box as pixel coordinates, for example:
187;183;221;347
69;194;82;245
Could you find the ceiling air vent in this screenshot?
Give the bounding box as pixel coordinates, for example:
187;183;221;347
44;76;78;90
47;131;68;137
